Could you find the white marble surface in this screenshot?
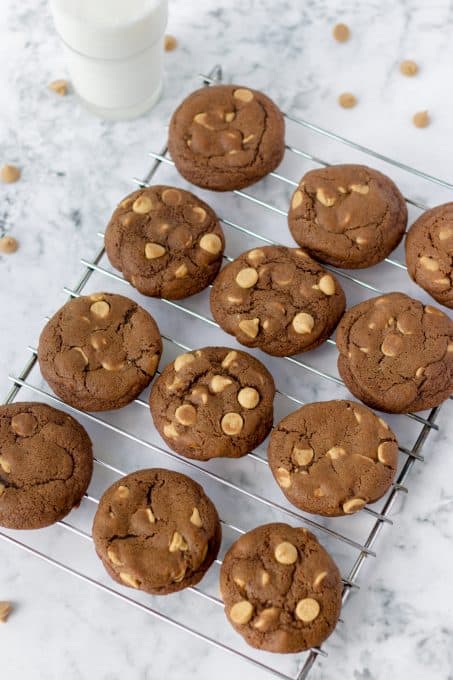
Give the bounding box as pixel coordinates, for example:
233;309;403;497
1;1;453;679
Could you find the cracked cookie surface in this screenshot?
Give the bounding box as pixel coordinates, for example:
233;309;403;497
92;468;221;595
38;293;162;411
210;246;346;356
288;164;407;268
268;400;398;517
336;292;453;412
105;185;225;299
405;202;453;308
0;402;93;529
220;522;342;653
149;347;275;460
168;85;285;191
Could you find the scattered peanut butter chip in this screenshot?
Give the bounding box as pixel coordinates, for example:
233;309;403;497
295;597;320;622
400;60;419;76
107;546;122;566
0;236;19;254
332;22;350;42
221;412;243;436
164;34;178;51
48;79;69;96
116;485;129;499
119;572;140;588
230;600;254;624
343;497;366;514
413;111;430;128
274;541;298;565
338;92;357;108
1;164;21;183
0;602;12;623
276;467;292;488
190;507;203;528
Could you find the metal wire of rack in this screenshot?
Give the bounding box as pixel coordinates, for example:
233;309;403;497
1;64;451;680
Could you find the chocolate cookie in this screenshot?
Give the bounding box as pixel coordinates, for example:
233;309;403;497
405;203;453;308
168;85;285;191
336;292;453;413
268;400;398;517
0;402;93;529
150;347;275;460
105;185;225;299
288;164;407;268
220;523;342;653
38;293;162;411
210;246;346;356
92;468;221;595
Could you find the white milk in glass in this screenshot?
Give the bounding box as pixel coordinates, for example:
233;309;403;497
49;0;168;119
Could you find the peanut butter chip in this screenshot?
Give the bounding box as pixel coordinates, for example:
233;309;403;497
419;255;439;271
175;404;197;426
210;375;233;393
318;274;335;296
199;233;222;254
120;572;140;588
1;164;21;183
247;249;266;265
164;422;179;439
0;483;5;497
90;300;110;318
425;305;445;316
377;442;395;465
274;541;298;565
313;571;328;589
327;446;346;459
0;236;19;254
48;79;69;95
293;446;314;466
253;607;279;631
236;267;258;289
221;412;243;435
239;318;259;338
343;497;366;514
73;347;89;366
164;34;177;51
400;60;418;76
233;88;254;103
169;531;188;552
295;598;320;623
146;508;155;523
0;602;12;623
225;111;235;122
413;111;430;128
222;350;238;368
338;92;357;109
174;353;195;372
190;507;203;528
237;387;260;409
162;188;181;206
292;312;315;334
350;184;369;194
276;467;292;488
0;456;11;473
145;242;166;259
190;206;206;224
439;226;453;241
132;195;154;214
101;359;124;372
261;570;270;586
381;333;403;357
107;546;122;566
332;22;350;42
230;600;254;624
233;576;246;588
11;412;37;436
116;485;129;499
316;187;336;207
292;190;303;209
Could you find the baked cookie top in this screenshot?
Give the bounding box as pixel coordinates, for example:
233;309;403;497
38;293;162;412
92;468;221;595
150;347;275;460
210;246;346;356
288;164;407;269
268;400;398;517
105;185;225;300
168;85;285;191
220;523;342;654
0;402;93;529
336;292;453;413
405;202;453;308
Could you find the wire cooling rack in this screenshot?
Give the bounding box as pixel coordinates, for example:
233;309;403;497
1;65;452;680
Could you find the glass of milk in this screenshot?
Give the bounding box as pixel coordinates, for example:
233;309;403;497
49;0;168;120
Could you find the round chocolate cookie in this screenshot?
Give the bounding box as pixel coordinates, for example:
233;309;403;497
150;347;275;460
92;468;221;595
38;293;162;412
210;246;346;356
220;523;342;653
288;164;407;268
168;85;285;191
336;292;453;413
268;400;398;517
0;402;93;529
105;185;225;300
405;203;453;308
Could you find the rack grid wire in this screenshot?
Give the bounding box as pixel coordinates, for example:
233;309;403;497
1;64;451;680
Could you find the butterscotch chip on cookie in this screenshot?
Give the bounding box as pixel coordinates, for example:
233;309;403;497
168;85;285;191
150;347;275;460
288;164;407;269
405;203;453;308
336;292;453;413
105;186;225;299
268;400;398;517
92;469;221;595
38;293;162;411
220;523;342;653
0;402;93;529
210;246;345;356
